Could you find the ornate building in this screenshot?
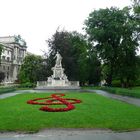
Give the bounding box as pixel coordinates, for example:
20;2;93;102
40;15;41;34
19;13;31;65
0;35;27;84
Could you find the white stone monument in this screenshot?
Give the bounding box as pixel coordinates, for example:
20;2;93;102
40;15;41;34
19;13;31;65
36;52;80;89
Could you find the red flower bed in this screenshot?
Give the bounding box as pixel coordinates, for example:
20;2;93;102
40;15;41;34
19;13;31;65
27;93;82;112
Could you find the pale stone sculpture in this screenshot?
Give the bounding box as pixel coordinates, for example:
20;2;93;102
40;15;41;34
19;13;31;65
36;52;80;89
55;52;62;67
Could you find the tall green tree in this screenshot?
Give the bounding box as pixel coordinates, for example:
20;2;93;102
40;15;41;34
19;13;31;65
19;54;44;84
132;0;140;46
85;7;139;87
132;0;140;14
87;49;101;85
47;30;89;84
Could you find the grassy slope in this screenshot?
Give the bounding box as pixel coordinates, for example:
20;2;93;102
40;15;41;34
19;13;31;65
0;92;140;132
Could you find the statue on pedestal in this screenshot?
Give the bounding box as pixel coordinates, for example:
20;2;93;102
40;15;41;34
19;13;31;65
36;51;80;89
55;52;62;67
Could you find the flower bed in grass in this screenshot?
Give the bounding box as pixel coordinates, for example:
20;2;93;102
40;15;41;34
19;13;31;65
27;93;82;112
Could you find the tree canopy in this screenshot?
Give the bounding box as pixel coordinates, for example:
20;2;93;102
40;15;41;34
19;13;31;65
19;54;44;84
47;30;89;84
85;7;139;87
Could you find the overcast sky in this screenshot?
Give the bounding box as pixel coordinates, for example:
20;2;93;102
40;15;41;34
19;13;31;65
0;0;132;55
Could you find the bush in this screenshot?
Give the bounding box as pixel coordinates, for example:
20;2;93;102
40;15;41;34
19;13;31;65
112;80;121;87
134;79;140;86
19;82;36;88
101;87;140;98
0;87;16;94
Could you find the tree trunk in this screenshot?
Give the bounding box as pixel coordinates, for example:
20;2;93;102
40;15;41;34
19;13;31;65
126;77;130;88
106;64;113;86
121;78;125;88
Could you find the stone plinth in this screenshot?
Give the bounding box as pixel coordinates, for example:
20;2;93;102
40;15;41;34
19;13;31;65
36;80;80;90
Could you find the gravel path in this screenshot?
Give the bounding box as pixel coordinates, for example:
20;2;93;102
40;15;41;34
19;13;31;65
0;129;140;140
1;89;140;106
85;89;140;107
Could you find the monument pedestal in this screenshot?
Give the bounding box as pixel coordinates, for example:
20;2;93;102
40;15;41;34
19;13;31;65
36;52;80;90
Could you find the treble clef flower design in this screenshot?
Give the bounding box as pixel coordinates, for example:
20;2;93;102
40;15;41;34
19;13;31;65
27;94;82;112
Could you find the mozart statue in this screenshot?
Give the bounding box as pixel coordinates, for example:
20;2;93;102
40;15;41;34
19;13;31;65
55;52;62;66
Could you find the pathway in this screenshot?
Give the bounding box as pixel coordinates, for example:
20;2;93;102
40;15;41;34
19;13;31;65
85;89;140;107
0;90;62;99
1;89;140;107
0;129;140;140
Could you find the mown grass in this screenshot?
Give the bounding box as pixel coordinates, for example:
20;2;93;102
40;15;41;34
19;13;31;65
0;92;140;133
100;87;140;98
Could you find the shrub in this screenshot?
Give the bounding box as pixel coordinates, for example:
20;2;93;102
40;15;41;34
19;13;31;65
134;79;140;86
112;80;121;87
101;87;140;98
19;82;36;88
0;87;16;94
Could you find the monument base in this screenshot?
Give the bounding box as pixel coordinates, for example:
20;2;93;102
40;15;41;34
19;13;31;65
36;52;80;90
35;80;80;90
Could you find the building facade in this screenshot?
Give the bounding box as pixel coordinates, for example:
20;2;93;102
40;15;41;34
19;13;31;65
0;35;27;84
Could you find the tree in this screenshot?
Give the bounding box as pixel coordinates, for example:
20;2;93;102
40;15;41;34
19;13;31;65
87;49;101;86
132;0;140;46
85;7;139;87
19;54;44;84
47;30;89;85
132;0;140;14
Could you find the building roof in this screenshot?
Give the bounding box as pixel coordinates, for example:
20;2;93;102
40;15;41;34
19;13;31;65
0;35;27;48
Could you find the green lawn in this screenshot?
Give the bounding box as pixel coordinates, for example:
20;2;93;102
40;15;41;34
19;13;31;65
0;92;140;132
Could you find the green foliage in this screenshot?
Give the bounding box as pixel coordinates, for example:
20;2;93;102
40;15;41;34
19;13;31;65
134;79;140;86
0;93;140;132
47;30;89;84
19;54;44;84
101;87;140;98
0;87;16;94
18;82;36;88
87;50;101;85
85;7;139;87
112;80;121;87
132;0;140;14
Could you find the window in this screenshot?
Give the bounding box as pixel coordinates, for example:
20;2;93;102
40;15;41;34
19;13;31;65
7;72;9;79
3;66;5;70
7;57;10;62
7;66;10;70
2;56;5;60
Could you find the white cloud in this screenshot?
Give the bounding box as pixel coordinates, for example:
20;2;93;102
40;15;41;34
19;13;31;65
0;0;132;55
